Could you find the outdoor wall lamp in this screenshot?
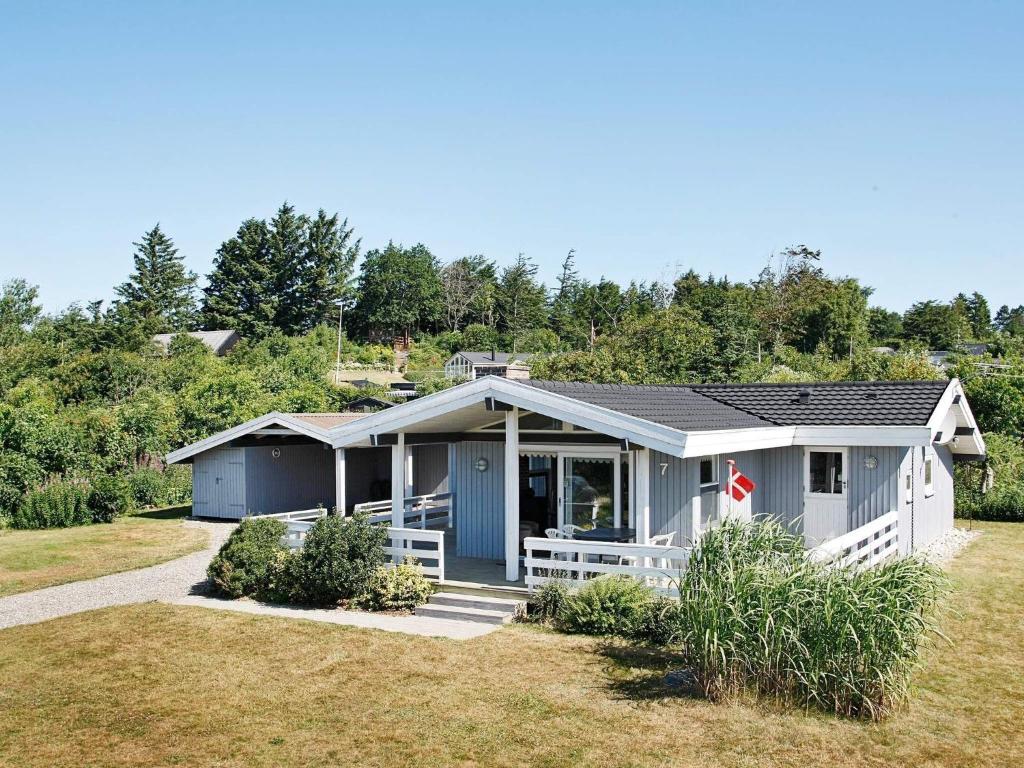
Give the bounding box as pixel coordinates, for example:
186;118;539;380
475;457;489;472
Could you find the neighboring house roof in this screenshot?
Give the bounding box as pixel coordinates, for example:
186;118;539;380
286;413;369;429
152;330;240;356
449;351;532;366
524;381;772;431
345;396;396;412
690;381;950;427
960;343;989;356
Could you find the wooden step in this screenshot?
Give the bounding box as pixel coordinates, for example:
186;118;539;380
429;591;525;614
414;603;514;625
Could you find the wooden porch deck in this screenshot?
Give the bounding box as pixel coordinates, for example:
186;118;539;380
441;530;528;593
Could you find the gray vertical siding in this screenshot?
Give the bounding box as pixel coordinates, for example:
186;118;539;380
848;446;900;530
913;445;954;549
244;444;334;515
345;447;392;508
650;451;699;545
412;444;449;496
897;447;914;555
454;441;505;559
756;446;804;534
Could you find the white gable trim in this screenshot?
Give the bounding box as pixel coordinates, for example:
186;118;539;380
328;377;689;456
165;412;332;464
926;377;986;455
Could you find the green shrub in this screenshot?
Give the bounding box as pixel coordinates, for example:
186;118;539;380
12;481;91;529
530;579;570;623
290;512;387;606
558;576;653;636
207;517;289;598
87;474;135;522
127;468;164;507
628;595;687;646
356;556;434;612
974;487;1024;522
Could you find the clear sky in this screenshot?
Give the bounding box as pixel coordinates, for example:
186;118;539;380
1;1;1021;313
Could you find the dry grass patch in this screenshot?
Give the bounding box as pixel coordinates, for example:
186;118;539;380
0;521;1020;768
0;506;208;596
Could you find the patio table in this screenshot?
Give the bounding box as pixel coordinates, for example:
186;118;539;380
573;527;636;543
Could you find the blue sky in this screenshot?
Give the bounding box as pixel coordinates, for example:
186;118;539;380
1;1;1021;313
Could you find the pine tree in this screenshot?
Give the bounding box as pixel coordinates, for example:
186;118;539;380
201;219;277;338
496;253;548;353
300;209;360;332
268;202;310;335
114;224;197;332
965;291;992;339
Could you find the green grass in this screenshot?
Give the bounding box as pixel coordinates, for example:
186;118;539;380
0;521;1020;767
0;506;208;596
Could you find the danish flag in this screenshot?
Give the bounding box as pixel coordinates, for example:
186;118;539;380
727;461;756;502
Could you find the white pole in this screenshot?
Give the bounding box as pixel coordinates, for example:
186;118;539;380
334;448;346;515
504;407;520;581
635;448;650;545
391;434;405;529
727;459;735;520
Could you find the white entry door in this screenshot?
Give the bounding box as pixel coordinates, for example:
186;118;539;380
802;448;848;546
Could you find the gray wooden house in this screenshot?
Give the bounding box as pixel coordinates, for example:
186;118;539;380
167;376;984;588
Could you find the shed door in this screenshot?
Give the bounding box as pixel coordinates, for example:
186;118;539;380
193;448;246;518
802;448;848;547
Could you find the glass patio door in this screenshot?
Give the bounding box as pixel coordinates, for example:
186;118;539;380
561;456;615;530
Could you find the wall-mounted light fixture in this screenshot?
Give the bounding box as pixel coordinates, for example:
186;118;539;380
863;455;878;470
475;457;489;473
272;448;282;459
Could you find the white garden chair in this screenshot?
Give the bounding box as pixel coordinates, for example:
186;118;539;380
561;524;585;538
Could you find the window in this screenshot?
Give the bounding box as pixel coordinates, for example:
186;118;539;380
699;456;718;488
905;472;913;503
808;451;844;494
924;451;934;497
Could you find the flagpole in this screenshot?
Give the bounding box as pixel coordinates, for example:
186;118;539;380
727;459;735;520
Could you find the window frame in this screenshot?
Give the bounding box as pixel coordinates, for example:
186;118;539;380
699;455;719;490
923;449;935;498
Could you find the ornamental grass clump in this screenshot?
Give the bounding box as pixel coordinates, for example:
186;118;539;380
676;519;948;720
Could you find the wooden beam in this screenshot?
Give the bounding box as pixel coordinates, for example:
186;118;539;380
635;447;650;544
391;434;405;534
335;448;346;514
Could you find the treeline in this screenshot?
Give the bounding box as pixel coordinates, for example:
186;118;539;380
52;201;1023;361
1;201;1023;528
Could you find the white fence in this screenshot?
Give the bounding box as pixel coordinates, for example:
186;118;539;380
356;492;454;529
385;527;445;581
524;537;691;596
267;505;447;582
809;511;899;569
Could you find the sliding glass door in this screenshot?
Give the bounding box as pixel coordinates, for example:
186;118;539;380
561;456;615;529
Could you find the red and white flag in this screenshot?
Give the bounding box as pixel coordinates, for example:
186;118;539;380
727;461;756;502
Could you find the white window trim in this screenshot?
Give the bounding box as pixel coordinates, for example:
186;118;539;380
804;447;848;500
923;449;935;498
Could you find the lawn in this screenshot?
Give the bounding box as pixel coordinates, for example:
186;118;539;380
0;507;209;597
0;521;1020;768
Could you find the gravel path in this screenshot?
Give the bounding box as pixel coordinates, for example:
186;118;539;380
0;520;499;639
0;520;234;631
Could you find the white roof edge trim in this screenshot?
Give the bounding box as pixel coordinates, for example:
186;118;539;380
925;378;986;455
792;425;932;447
327;376;690;456
165;412;331;464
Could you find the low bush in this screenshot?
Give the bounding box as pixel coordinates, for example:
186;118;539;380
87;474;135;523
558;575;653;636
127;466;193;509
530;579;570;623
356;556;433;612
288;512;387;606
12;481;91;529
207;517;289;599
628;595;687;646
973;487;1024;522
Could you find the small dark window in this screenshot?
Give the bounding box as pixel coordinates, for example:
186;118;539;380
809;451;844;494
700;457;717;486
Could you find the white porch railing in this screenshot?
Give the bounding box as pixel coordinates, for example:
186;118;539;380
355;492;454;529
809;511;899;569
524;537;691;596
385;527;445;581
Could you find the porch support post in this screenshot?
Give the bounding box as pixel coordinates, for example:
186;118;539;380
334;448;346;515
504;406;520;581
404;444;414;498
635;447;650;544
689;458;702;543
391;433;405;528
446;442;457;529
613;454;622;528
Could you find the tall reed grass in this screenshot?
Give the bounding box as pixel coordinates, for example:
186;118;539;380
675;519;948;719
